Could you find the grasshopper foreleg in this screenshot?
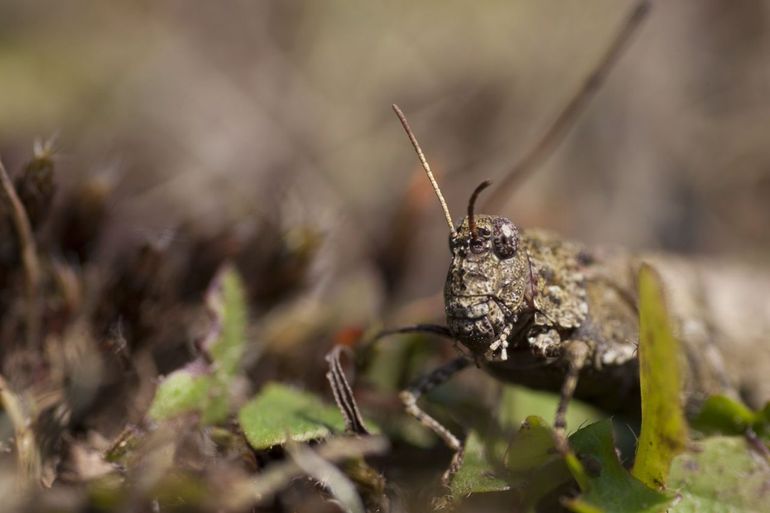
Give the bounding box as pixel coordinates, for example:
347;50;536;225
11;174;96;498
374;324;453;340
486;323;513;361
400;356;471;486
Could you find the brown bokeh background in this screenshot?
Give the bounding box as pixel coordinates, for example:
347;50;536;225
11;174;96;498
3;1;769;297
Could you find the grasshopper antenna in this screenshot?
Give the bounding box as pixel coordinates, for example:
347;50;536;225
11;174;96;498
392;104;457;236
468;180;491;239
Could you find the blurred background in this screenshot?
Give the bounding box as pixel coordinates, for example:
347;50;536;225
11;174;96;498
2;0;769;283
1;0;769;510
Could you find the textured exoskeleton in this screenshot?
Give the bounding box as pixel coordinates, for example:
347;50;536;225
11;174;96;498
444;213;770;418
386;104;770;486
445;214;642;417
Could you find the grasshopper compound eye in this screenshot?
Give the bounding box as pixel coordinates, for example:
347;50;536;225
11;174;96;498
492;217;519;259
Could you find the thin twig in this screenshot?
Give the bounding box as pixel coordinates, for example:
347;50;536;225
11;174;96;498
745;428;770;462
483;0;652;211
0;374;41;486
0;155;41;346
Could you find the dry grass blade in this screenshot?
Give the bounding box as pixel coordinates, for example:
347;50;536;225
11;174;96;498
246;436;388;509
326;346;369;435
483;0;652;211
0;155;41;346
287;441;365;513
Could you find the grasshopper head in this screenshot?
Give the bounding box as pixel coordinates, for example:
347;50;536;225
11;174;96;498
391;105;530;358
444;211;529;355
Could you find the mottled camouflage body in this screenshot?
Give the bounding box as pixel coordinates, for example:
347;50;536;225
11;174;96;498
445;214;770;417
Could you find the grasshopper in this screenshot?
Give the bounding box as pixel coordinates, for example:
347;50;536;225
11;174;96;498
384;104;770;484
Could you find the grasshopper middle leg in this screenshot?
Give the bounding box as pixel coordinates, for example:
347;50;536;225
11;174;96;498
553;340;590;454
400;356;471;485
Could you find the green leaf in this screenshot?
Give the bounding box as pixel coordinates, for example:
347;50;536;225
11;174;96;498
505;416;561;472
669;436;770;512
508;416;575;508
692;395;770;439
450;430;510;498
200;378;230;424
206;266;248;379
147;266;248;424
450;417;671;512
448;416;571;508
239;383;350;449
566;420;673;513
497;385;602;432
632;264;687;489
148;371;217;422
147;370;230;424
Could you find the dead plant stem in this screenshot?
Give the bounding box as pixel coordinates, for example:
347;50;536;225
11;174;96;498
0;155;41;346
